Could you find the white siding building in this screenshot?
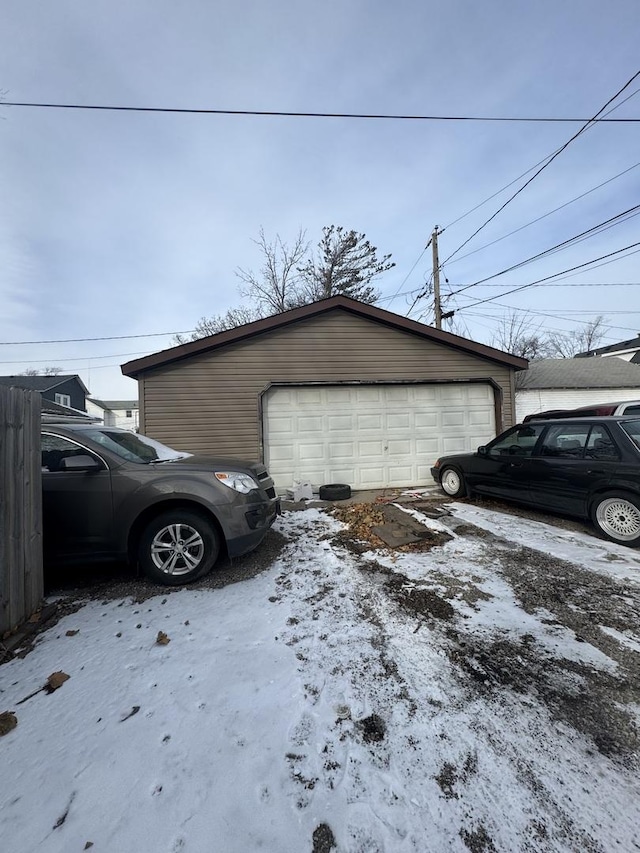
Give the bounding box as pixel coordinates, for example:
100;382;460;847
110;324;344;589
86;399;139;430
515;359;640;421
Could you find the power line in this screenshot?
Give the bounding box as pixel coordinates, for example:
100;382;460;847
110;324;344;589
447;204;640;297
4;101;640;123
441;70;640;264
0;330;192;346
381;253;428;308
0;350;153;365
445;160;640;266
441;86;640;234
461;308;639;339
457;241;640;310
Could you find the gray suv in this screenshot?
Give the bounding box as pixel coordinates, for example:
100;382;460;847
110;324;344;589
41;424;279;585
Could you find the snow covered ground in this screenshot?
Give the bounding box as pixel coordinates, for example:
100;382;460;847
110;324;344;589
1;503;639;853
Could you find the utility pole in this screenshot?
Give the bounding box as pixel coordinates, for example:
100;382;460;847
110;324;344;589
431;225;443;329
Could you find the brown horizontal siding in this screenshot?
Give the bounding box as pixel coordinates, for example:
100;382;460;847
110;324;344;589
140;312;515;460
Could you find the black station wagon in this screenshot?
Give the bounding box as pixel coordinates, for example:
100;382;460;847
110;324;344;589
431;416;640;546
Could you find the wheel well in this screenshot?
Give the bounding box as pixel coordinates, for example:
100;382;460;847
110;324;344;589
440;464;462;478
588;488;640;516
127;500;226;563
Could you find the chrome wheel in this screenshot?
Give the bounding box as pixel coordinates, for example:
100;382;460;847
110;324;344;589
441;467;465;498
150;522;205;576
595;496;640;543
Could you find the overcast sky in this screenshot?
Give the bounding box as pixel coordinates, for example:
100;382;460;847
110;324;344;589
1;0;639;400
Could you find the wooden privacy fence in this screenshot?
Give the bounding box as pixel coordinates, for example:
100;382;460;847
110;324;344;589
0;386;43;635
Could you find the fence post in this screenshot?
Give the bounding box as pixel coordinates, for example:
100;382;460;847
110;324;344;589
0;386;43;635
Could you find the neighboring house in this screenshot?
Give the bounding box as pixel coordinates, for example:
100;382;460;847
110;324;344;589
515;358;640;421
122;296;527;490
86;398;139;430
575;334;640;363
0;374;89;412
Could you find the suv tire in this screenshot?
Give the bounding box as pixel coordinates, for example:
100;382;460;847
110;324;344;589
139;509;220;585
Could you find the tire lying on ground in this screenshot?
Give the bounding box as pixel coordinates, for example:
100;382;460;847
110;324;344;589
319;483;352;501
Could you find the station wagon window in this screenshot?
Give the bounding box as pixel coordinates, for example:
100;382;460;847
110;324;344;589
488;424;545;457
584;426;620;461
620;418;640;451
540;424;620;461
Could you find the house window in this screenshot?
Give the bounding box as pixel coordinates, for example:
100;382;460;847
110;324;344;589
126;410;132;418
55;393;71;407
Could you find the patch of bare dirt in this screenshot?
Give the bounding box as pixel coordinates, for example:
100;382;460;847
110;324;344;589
330;502;451;554
443;543;640;761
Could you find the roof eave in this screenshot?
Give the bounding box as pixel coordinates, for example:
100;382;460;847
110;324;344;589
121;297;528;378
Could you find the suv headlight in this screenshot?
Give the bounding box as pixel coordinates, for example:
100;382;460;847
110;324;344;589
215;471;259;494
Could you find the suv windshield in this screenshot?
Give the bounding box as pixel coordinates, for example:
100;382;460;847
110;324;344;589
83;429;192;463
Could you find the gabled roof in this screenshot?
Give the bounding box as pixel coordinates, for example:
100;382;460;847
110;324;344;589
0;374;90;395
516;358;640;390
575;334;640;358
89;398;138;411
121;296;528;378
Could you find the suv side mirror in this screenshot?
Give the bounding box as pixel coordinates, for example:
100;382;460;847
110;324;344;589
477;445;488;456
59;455;103;473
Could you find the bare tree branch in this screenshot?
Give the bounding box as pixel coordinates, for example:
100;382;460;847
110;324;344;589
236;228;309;315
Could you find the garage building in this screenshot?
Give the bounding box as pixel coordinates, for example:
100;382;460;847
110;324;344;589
122;297;527;490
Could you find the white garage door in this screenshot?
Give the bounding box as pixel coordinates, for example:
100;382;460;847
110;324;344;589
264;383;496;490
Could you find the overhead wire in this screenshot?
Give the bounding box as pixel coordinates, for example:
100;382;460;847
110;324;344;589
440;71;640;265
441;86;640;234
0;330;194;346
3;101;640;123
457;242;640;311
444;160;640;266
447;204;640;296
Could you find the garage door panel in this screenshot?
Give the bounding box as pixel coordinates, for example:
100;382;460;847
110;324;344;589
360;467;386;487
356;388;382;403
267;445;295;461
264;383;496;490
386;387;410;402
269;416;294;433
387;439;411;455
416;438;439;454
326;387;352;403
298;416;324;432
387;413;411;429
357;413;384;430
443;411;466;427
329;442;356;458
415;412;438;428
360;440;385;456
328;467;357;482
296;389;323;404
327;415;354;430
298;443;325;460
